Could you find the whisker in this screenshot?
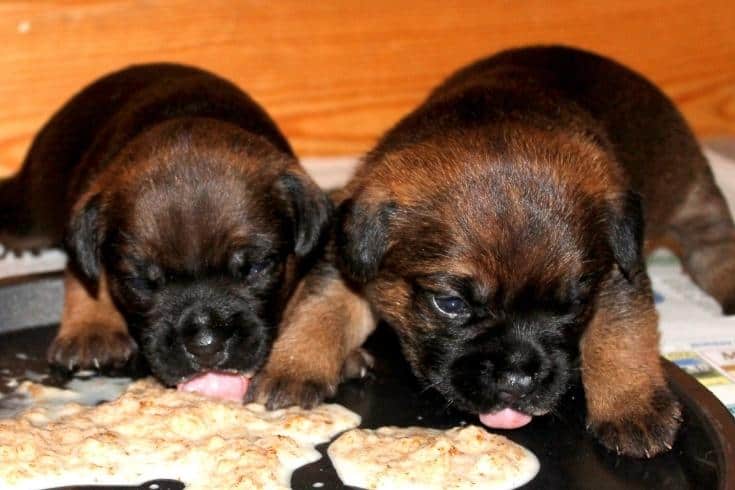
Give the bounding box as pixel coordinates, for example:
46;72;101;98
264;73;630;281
443;398;455;411
418;379;442;394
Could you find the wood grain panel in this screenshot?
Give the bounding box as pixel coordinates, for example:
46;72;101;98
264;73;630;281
0;0;734;177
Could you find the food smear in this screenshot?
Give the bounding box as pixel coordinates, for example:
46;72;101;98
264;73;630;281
328;425;539;490
0;379;361;490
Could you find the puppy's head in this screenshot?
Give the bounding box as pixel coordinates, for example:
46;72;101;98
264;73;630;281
66;119;331;386
338;128;642;425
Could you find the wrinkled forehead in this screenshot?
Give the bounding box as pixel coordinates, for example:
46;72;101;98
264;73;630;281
365;125;621;207
386;171;599;300
113;175;284;271
396;210;590;292
91;119;297;271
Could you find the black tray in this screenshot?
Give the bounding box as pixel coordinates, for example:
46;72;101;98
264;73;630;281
0;275;734;490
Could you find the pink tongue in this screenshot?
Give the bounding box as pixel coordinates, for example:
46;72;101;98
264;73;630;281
479;408;533;429
177;372;250;402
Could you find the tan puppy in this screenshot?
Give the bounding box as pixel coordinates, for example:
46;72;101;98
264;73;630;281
0;64;331;398
251;46;735;458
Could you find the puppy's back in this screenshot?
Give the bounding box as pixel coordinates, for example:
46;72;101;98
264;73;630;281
3;63;291;247
369;45;706;231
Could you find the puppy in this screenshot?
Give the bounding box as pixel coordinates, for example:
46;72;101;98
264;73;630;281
252;46;735;457
0;64;331;396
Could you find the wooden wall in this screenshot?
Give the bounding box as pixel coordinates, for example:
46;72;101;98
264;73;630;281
1;0;734;177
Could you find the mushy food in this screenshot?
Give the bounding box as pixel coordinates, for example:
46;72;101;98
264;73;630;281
328;425;539;490
0;379;361;489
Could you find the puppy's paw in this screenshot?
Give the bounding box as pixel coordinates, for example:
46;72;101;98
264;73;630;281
247;369;338;410
340;348;375;380
588;387;682;458
47;328;138;371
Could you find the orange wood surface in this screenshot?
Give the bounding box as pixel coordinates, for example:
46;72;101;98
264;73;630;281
0;0;734;177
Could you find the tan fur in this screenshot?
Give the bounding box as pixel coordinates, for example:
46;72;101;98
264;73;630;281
581;269;681;456
251;272;377;408
354;128;623;211
582;273;662;416
48;268;136;370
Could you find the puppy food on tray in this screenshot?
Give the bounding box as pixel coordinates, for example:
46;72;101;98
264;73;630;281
328;425;539;490
0;378;361;489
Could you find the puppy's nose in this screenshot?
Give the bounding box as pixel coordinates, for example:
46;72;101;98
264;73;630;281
496;372;534;403
181;308;233;362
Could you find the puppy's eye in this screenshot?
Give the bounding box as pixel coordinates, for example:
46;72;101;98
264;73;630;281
432;295;470;317
146;264;164;287
127;264;163;293
230;250;274;279
127;277;151;292
247;258;274;277
570;274;595;307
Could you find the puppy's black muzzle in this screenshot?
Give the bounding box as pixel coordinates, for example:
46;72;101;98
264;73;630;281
446;321;571;415
179;306;237;366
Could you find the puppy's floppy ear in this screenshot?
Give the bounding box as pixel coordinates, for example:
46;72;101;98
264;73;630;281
273;167;332;260
65;193;107;285
605;190;645;281
336;192;396;284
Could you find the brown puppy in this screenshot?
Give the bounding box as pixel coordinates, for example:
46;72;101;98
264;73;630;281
0;64;331;393
252;46;735;457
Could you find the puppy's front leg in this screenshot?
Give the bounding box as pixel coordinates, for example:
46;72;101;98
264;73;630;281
581;268;682;458
249;263;376;409
47;268;137;371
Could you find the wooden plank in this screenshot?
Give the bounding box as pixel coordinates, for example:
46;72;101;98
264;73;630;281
0;0;733;177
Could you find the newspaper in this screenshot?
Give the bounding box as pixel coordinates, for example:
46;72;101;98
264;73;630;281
649;250;735;417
